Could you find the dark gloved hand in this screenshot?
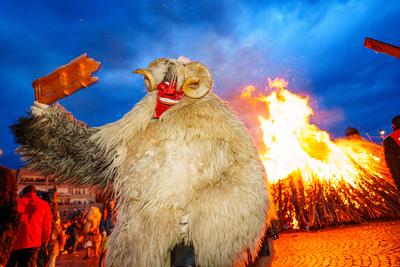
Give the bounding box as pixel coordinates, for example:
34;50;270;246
267;220;279;240
171;243;196;267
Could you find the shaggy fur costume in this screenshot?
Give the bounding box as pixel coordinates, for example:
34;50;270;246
12;89;270;266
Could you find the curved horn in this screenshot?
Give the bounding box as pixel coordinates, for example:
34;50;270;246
133;69;156;92
181;62;213;99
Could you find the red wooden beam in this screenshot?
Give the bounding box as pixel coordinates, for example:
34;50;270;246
32;54;101;104
364;37;400;59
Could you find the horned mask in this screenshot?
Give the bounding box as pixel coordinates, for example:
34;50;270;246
134;57;213;118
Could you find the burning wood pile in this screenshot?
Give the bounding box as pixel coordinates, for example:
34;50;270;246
236;78;400;229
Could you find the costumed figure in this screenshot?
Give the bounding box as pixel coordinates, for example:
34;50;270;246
83;206;102;259
12;57;271;266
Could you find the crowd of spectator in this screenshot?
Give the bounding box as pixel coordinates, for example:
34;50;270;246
0;166;116;267
55;200;117;267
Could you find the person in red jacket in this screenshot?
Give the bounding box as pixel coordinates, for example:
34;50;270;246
383;115;400;191
6;185;52;267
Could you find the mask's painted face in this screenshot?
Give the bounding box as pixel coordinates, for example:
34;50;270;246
134;58;213;119
154;80;184;118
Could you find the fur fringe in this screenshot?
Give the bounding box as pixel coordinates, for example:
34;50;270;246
11;104;117;187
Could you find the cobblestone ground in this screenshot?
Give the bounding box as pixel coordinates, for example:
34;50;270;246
57;220;400;267
273;220;400;267
57;251;98;267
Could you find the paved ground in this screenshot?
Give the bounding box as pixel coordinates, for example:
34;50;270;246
273;220;400;267
57;220;400;267
57;251;98;267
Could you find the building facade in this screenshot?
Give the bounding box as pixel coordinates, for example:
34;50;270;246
17;167;101;219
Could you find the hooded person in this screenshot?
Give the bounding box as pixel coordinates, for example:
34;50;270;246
345;127;362;140
12;57;271;267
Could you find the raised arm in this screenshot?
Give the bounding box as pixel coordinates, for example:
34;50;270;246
11;102;118;187
12;92;157;187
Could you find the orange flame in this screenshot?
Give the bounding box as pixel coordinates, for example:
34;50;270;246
239;77;388;187
236;77;400;228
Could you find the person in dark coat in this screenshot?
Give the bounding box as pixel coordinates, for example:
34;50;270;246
383;115;400;190
0;166;20;267
98;199;117;267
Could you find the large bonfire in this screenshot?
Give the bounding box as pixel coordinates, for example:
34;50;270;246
236;78;400;229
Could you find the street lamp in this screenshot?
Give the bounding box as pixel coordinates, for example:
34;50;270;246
0;148;3;157
379;129;386;139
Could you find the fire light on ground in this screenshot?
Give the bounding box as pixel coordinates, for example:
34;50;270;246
238;78;400;229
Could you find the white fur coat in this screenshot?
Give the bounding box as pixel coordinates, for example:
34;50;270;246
13;91;270;267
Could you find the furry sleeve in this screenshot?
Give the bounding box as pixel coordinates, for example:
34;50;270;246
11;104;117;187
12;93;156;186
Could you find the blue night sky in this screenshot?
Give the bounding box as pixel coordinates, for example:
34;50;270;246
0;0;399;168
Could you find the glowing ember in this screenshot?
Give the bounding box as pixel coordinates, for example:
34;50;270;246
237;77;400;229
292;217;300;230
